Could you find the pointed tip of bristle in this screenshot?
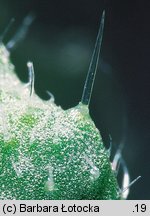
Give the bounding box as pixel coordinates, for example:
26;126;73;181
102;10;105;17
100;10;105;28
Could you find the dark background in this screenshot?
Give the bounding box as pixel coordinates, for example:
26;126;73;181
0;0;149;199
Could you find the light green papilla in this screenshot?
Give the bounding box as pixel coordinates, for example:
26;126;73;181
0;11;121;200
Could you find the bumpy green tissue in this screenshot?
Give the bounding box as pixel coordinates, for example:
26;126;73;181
0;44;120;199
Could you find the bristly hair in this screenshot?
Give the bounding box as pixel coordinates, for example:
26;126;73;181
81;10;105;106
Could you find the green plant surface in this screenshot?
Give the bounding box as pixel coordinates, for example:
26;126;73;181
0;42;121;200
0;9;125;200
